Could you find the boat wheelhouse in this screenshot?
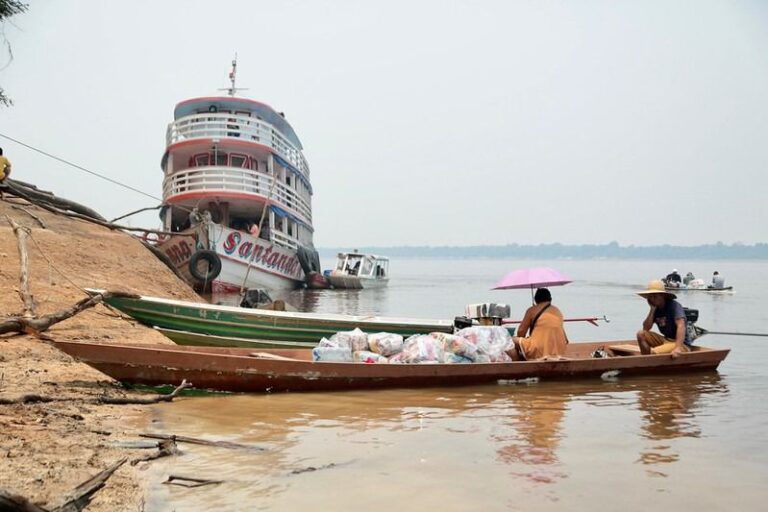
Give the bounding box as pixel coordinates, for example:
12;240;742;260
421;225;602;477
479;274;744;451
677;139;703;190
156;60;322;292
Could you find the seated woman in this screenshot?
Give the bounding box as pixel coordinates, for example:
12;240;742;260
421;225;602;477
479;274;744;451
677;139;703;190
507;288;569;360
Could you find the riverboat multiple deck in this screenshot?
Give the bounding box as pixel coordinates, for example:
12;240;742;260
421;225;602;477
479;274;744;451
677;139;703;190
156;59;321;292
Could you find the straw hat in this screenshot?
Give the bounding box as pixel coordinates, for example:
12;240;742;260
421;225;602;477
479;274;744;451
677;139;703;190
637;279;676;299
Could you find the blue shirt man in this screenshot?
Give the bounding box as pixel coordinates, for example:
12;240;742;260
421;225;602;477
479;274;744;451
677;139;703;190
636;280;690;357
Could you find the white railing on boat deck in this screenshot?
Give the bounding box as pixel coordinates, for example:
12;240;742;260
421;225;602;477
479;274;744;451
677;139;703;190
166;113;310;178
162;166;312;224
271;230;298;251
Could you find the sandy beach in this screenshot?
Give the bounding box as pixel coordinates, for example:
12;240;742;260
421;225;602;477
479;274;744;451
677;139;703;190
0;197;200;510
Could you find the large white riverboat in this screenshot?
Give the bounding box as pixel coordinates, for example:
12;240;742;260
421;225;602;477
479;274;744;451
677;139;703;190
156;60;322;292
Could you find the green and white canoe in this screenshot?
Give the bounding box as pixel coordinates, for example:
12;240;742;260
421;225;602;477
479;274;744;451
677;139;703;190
93;290;454;348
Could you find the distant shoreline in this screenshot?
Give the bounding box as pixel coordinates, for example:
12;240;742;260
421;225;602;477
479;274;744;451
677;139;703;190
318;242;768;259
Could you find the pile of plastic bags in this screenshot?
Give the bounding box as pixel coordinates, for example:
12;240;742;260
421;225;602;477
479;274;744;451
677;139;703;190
312;326;515;364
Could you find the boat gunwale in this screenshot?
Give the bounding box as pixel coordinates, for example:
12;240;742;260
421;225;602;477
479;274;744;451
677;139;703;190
89;289;453;327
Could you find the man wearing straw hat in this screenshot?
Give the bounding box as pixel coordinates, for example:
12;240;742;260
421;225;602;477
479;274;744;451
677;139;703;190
636;280;691;358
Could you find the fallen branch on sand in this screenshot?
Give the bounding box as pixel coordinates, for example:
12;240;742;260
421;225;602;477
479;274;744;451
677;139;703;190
52;458;126;512
139;433;266;452
97;380;192;404
0;458;126;512
0;380;191;406
5;179;106;222
163;475;223;488
0;293;112;336
5;180;186;237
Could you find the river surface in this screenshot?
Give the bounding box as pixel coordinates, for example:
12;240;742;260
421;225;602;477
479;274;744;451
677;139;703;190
146;259;768;511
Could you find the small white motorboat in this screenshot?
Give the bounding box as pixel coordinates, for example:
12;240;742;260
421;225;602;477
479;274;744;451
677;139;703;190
326;252;389;289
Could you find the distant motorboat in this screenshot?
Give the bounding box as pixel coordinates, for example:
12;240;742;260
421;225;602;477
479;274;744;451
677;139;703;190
326;252;389;289
662;278;734;293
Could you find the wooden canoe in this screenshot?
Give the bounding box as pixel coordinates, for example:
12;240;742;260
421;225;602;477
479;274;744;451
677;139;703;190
51;340;730;393
89;289;454;346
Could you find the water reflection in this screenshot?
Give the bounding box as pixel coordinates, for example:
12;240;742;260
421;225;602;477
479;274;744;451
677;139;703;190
494;390;568;484
632;374;727;473
207;287;392;316
147;375;729;511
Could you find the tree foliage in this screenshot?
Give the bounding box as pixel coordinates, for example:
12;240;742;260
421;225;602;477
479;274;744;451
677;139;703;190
1;0;29;107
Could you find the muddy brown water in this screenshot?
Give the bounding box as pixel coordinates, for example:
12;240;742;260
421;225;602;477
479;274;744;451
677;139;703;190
146;259;767;510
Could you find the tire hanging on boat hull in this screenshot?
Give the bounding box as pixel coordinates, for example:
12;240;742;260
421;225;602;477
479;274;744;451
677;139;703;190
189;250;222;282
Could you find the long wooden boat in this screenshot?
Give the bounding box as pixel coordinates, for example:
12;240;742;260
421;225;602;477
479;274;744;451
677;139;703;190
90;290;454;346
665;285;734;293
51;340;729;393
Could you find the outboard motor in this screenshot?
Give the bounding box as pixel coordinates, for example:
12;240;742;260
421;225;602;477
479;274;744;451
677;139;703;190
683;307;700;341
240;288;273;309
453;316;474;331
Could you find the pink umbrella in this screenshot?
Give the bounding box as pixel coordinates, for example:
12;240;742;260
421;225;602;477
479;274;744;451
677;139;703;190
492;266;572;303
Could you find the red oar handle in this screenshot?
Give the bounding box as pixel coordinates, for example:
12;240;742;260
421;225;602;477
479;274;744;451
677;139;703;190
501;316;606;326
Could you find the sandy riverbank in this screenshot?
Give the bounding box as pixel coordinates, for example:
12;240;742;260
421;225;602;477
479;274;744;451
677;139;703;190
0;197;201;510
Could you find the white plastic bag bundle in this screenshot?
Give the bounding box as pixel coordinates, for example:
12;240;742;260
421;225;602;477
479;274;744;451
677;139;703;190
455;326;513;361
432;332;478;362
368;332;404;357
400;334;445;363
312;346;353;362
318;337;340;348
328;328;369;351
485;340;514;362
442;352;473;364
353;350;389;363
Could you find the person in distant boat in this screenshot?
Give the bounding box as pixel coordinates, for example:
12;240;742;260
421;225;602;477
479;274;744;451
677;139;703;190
636;280;691;358
0;147;11;198
711;271;726;289
665;269;682;286
683;272;695;286
507;288;569;361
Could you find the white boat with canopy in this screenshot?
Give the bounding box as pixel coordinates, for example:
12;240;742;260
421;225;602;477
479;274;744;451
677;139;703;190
326;252;389;289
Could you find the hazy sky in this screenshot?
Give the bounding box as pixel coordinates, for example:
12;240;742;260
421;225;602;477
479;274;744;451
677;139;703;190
1;1;767;247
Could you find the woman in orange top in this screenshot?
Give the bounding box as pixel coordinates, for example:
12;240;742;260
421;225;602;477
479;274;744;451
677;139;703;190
507;288;569;360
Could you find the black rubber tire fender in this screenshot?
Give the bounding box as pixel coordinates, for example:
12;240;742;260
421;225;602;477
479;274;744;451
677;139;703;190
188;250;222;282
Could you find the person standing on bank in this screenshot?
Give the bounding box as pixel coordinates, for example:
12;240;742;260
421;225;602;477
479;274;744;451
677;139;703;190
0;147;11;198
636;280;691;358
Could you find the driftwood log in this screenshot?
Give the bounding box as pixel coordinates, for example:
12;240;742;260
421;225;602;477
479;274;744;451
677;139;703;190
97;380;192;405
6;216;36;318
52;458;126;512
0;490;49;511
0;458;126;512
139;433;266;452
2;180;195;286
0;380;191;406
6;179;106;221
4;184;184;237
0;293;114;337
163;475;222;488
130;438;179;466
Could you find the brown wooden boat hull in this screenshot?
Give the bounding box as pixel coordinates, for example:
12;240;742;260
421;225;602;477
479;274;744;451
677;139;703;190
51;341;730;393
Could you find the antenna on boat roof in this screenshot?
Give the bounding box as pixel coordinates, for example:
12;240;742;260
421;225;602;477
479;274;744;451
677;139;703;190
220;54;248;97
